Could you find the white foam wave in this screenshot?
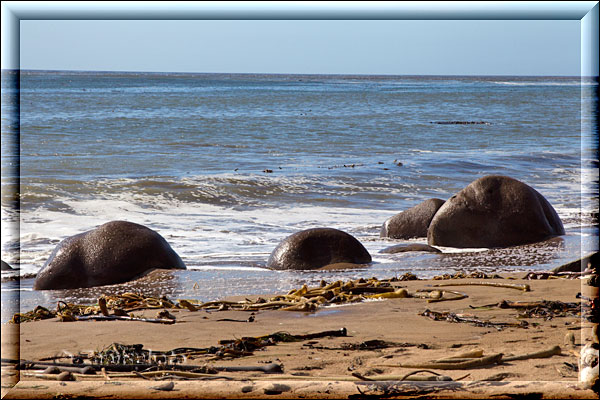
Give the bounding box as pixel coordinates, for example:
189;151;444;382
434;246;489;254
12;195;396;275
189;265;267;272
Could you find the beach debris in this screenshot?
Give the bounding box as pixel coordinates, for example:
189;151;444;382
481;372;521;381
419;309;528;331
3;328;353;381
469;299;582;320
151;381;175;391
434;349;484;362
432;271;503;280
523;270;594;280
380;346;563;371
352;370;453;381
303;339;420;351
499;299;581;319
10;275;464;325
10;293;186;324
422;289;468;303
9;305;55;323
387;353;504;370
502;345;561;361
21;371;75;381
431;281;530;291
72;314;176;324
10;274;541;325
353;379;462;398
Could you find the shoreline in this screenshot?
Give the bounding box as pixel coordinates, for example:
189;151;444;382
2;272;598;398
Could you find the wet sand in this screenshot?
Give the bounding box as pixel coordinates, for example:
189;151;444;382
2;273;598;399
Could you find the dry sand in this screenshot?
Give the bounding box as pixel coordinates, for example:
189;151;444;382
2;273;598;399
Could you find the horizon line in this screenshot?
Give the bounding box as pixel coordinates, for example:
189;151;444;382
2;68;592;79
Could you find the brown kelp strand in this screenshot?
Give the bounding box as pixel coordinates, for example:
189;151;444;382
497;300;582;319
523;270;594;280
3;328;348;378
419;309;529;331
431;281;530;291
9;293;181;324
9;275;431;324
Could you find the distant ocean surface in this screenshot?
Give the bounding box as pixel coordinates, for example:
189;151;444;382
1;71;598;318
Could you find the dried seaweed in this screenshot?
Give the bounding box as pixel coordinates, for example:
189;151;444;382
10;276;423;324
498;300;581;320
419;309;529;331
432;281;530;291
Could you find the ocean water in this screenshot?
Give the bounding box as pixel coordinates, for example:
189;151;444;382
1;71;598;318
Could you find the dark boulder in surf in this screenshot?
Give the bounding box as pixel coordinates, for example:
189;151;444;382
427;175;565;248
267;228;372;270
1;260;15;271
34;221;186;290
381;199;445;239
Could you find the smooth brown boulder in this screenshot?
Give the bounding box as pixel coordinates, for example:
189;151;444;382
380;198;445;239
34;221;186;290
267;228;372;270
1;260;15;271
551;252;598;273
427;175;565;248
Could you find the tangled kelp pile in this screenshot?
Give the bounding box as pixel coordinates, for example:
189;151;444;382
88;328;349;366
4;328;352;381
10;293;181;324
420;298;588;330
9;274;446;324
419;309;530;331
11;272;592;326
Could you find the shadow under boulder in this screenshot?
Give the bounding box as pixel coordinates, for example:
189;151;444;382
34;221;186;290
267;228;372;270
380;243;442;254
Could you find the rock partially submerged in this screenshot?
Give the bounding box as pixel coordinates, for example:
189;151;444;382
428;175;564;248
34;221;186;290
552;252;598;273
381;199;445;239
1;260;16;271
267;228;372;270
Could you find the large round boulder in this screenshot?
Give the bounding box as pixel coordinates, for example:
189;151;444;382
380;198;445;239
427;175;565;248
34;221;186;290
267;228;372;270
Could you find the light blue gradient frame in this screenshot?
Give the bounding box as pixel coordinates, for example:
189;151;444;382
1;2;598;397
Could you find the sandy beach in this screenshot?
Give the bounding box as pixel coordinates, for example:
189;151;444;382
2;272;597;399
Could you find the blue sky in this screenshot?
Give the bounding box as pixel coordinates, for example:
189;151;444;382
20;19;581;76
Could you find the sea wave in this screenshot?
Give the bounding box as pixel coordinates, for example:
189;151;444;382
491;81;597;86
